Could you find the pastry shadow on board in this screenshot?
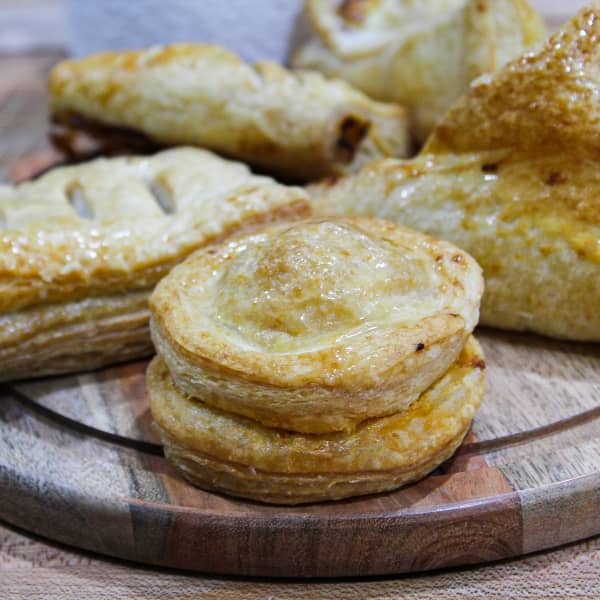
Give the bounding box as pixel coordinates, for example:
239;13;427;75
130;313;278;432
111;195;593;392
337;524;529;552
1;380;161;455
6;356;160;447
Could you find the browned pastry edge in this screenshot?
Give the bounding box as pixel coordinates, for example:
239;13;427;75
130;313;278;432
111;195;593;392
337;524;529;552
157;423;470;505
50;112;161;160
148;336;485;504
50;111;374;185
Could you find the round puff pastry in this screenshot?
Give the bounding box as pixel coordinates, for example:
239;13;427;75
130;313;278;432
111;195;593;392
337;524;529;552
48;43;410;182
309;7;600;342
292;0;545;143
150;217;483;434
148;336;485;504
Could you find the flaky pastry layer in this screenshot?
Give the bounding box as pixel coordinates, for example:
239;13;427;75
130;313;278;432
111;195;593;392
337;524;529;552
0;147;310;315
0;291;151;381
309;7;600;341
48;43;410;181
150;217;483;433
148;336;485;504
292;0;545;142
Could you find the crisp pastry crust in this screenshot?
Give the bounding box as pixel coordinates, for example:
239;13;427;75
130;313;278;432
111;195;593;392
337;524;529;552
48;43;410;182
148;336;485;504
0;292;151;381
309;7;600;342
0;147;310;380
292;0;545;142
150;217;483;434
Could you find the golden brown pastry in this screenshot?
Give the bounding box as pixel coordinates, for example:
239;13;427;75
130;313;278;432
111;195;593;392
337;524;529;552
309;6;600;342
292;0;545;142
148;216;485;503
47;43;410;182
0;147;310;381
150;217;483;434
148;336;485;504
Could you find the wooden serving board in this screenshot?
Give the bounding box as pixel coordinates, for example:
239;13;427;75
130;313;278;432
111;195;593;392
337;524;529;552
0;329;599;577
0;14;597;579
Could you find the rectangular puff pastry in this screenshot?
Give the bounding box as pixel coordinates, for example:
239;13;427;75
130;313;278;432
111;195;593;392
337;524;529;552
309;6;600;342
48;43;410;182
0;147;310;381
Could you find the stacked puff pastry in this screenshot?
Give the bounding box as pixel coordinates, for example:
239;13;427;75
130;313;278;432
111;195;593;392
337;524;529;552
148;217;485;504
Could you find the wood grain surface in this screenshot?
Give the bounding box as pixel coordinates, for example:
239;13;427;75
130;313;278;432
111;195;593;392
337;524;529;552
2;520;600;599
2;324;599;577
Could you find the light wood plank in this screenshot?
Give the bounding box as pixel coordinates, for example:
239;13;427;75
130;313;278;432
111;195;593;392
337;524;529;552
2;521;600;599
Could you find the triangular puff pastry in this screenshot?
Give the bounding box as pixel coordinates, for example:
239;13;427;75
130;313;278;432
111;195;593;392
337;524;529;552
310;6;600;341
0;148;309;381
48;43;410;182
292;0;545;142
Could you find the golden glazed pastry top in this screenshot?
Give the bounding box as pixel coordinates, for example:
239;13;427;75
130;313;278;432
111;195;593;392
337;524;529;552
426;8;600;160
48;43;410;181
0;147;309;315
150;217;483;433
309;6;600;341
292;0;545;142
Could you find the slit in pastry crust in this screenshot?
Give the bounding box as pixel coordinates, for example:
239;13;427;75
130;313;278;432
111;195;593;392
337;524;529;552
0;147;310;381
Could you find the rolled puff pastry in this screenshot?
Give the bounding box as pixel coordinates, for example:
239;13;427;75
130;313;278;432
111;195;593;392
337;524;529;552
292;0;545;142
48;43;410;182
150;217;483;434
309;6;600;341
148;335;485;504
0;147;310;381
